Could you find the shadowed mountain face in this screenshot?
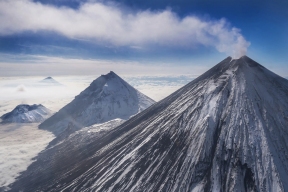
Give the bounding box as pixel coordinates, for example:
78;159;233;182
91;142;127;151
10;56;288;192
39;71;155;136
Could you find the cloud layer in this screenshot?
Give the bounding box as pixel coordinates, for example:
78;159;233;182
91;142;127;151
0;53;209;76
0;0;250;58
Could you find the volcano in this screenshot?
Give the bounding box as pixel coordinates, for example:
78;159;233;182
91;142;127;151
1;104;52;123
39;76;63;86
39;71;155;136
9;56;288;192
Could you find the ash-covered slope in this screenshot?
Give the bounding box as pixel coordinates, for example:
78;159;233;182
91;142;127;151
39;71;155;135
10;56;288;192
1;104;52;123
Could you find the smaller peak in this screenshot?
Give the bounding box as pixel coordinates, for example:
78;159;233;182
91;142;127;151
103;71;120;79
108;71;119;77
101;71;117;76
30;104;44;108
15;104;43;110
39;77;63;86
15;104;30;109
1;104;51;123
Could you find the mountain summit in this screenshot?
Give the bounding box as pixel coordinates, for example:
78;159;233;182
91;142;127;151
39;71;155;135
1;104;52;123
10;56;288;191
39;76;62;86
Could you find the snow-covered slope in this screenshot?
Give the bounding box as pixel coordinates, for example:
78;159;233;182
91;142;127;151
39;71;155;136
9;56;288;192
0;104;52;123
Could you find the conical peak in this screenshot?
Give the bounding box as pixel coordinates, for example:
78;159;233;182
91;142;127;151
230;55;265;70
39;76;63;86
14;104;43;111
108;71;116;75
189;55;270;93
87;71;132;94
106;71;118;78
102;71;133;90
230;55;254;63
100;71;120;80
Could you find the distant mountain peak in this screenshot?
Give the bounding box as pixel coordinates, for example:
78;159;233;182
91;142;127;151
39;76;62;86
108;70;116;75
39;71;155;136
1;104;52;123
101;71;120;80
14;104;43;111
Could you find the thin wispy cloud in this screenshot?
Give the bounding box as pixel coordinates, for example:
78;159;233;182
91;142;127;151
0;0;250;58
0;54;209;76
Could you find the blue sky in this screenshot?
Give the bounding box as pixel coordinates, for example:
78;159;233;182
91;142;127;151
0;0;287;77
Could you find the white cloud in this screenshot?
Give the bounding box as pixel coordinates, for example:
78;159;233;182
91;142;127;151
0;53;209;76
0;0;250;58
125;75;195;101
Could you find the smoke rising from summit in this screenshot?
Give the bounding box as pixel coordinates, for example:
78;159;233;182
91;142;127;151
0;0;250;58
